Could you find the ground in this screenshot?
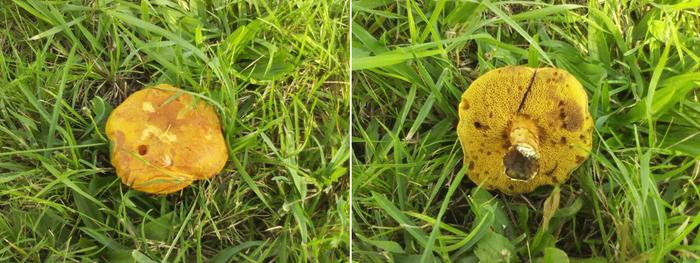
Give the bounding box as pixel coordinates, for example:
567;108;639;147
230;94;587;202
0;0;349;262
352;1;700;262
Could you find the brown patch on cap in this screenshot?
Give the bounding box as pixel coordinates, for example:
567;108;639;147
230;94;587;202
561;102;583;131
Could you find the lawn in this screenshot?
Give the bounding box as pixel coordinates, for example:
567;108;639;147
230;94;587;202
351;0;700;262
0;0;349;262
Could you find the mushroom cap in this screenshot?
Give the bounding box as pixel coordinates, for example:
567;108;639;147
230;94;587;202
457;66;593;194
105;84;228;194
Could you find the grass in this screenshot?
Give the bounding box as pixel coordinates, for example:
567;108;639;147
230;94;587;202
0;0;349;262
351;0;700;262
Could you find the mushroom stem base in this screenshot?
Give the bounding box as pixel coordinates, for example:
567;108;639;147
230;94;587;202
504;126;540;181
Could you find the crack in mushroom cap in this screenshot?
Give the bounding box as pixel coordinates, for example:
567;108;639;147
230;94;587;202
457;66;593;194
105;84;228;194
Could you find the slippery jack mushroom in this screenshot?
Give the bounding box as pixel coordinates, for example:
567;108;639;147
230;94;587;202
105;84;228;194
457;66;593;194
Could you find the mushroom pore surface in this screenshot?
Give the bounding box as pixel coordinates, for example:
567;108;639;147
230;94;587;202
457;66;593;194
105;84;228;194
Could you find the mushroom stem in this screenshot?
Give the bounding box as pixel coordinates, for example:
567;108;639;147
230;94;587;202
504;122;540;181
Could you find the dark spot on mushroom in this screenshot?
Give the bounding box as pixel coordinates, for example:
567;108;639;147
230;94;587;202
544;164;558;178
137;145;148;155
461;99;470;110
552;176;559;183
508;185;514;190
489;112;494;118
474;122;490;130
576;155;585;163
560;137;567;144
558;100;564;107
468;161;475;170
487;151;492;155
579;134;586;140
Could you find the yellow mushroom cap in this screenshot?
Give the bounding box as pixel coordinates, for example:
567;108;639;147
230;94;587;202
457;66;593;194
105;84;228;194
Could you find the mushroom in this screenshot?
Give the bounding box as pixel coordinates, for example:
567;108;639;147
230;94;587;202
457;66;593;194
105;84;228;194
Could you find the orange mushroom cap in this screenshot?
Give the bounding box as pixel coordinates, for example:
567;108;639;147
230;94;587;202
105;84;228;194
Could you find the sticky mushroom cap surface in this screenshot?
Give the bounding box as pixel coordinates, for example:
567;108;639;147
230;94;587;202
105;84;228;194
457;66;593;194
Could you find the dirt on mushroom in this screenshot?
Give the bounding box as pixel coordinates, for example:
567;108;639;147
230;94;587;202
457;66;593;194
105;84;228;194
